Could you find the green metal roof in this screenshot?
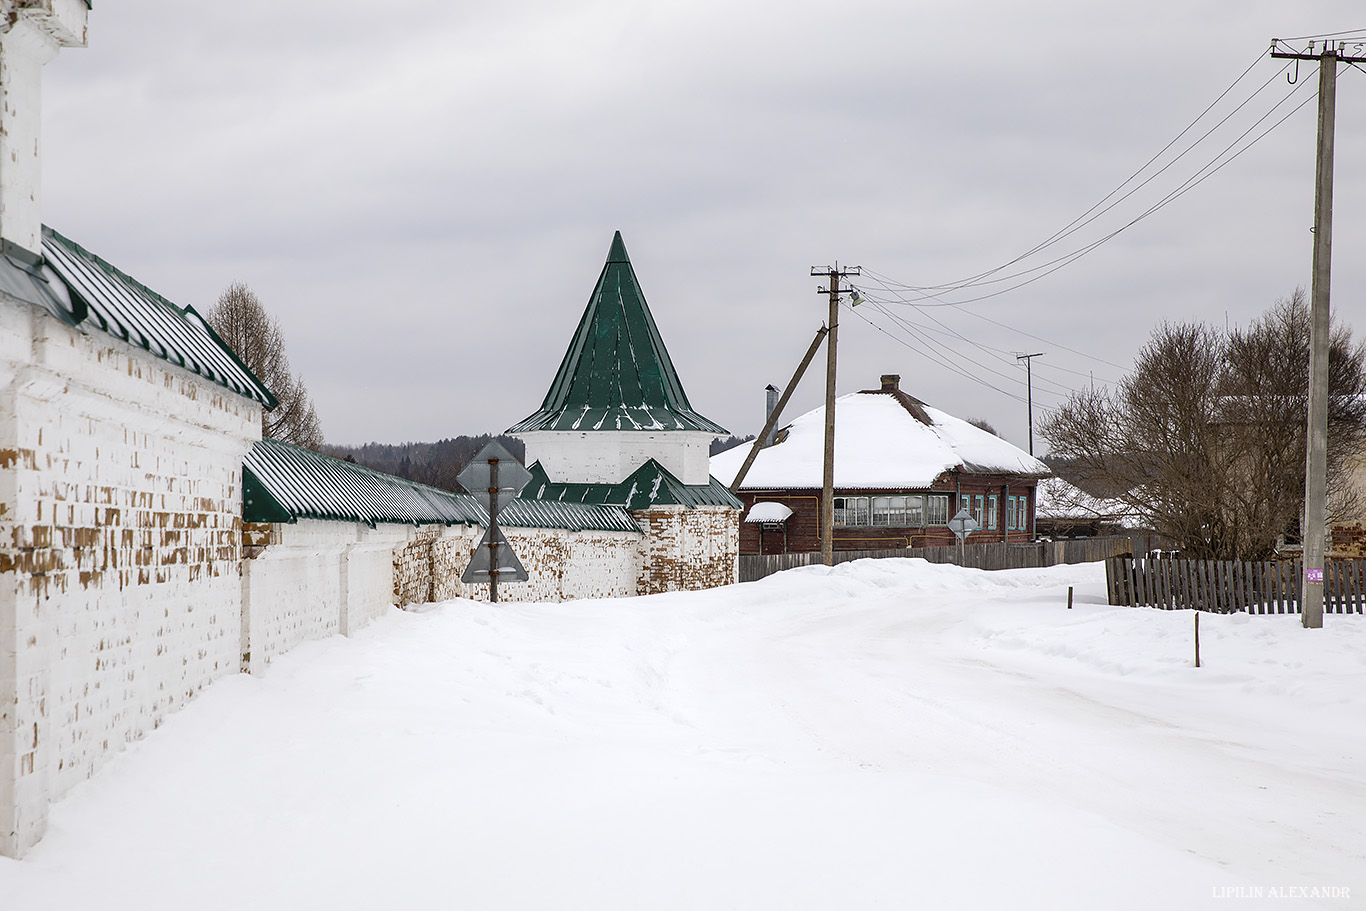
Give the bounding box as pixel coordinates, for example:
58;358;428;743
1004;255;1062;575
506;232;727;435
520;459;742;510
244;437;640;533
37;226;277;407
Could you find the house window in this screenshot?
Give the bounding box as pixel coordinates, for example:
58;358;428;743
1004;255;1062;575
837;494;935;527
1006;495;1027;530
1007;495;1018;531
871;495;919;526
834;496;873;526
927;495;948;525
987;495;998;530
973;495;984;525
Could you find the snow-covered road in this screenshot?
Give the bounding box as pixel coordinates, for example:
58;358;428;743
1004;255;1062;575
4;559;1361;909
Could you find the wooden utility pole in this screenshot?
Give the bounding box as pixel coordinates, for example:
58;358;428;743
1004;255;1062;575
812;264;860;566
729;325;829;493
1271;38;1366;628
1016;352;1044;456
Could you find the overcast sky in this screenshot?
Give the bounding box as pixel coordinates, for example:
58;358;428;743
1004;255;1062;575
39;1;1366;452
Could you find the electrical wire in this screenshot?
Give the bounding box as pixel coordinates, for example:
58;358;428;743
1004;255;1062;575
866;75;1316;310
1278;28;1366;41
845;302;1034;405
864;300;1081;398
869;49;1288;298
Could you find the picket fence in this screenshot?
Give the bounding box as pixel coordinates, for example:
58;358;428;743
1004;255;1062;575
738;536;1133;584
1104;555;1366;614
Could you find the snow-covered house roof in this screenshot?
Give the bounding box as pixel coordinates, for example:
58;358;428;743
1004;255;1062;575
506;231;726;435
744;502;794;523
710;376;1050;490
1034;476;1143;528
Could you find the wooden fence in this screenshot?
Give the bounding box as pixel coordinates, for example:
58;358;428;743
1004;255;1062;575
1104;555;1366;614
738;536;1133;583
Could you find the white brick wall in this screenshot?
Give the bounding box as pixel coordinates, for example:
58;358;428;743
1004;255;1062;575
521;430;715;485
0;301;261;857
240;520;412;673
0;298;740;859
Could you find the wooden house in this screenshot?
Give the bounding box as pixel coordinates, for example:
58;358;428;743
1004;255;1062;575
710;375;1051;555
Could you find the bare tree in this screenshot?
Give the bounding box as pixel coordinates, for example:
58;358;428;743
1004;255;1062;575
206;282;324;450
967;418;998;436
1041;292;1366;560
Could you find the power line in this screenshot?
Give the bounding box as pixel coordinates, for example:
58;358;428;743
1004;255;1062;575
869;76;1317;309
869;50;1292;299
859;268;1128;371
864;300;1079;397
1278;28;1366;42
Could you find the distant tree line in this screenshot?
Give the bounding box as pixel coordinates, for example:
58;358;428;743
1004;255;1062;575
325;435;527;493
711;435;756;455
328;434;752;492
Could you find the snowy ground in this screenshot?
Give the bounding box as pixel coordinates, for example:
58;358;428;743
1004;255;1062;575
4;559;1363;910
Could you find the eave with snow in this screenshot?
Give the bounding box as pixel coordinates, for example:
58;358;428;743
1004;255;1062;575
710;375;1051;554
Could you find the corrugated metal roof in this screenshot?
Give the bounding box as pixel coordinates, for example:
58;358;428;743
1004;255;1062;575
39;226;276;407
521;459;742;510
507;232;727;435
245;438;640;534
500;498;641;534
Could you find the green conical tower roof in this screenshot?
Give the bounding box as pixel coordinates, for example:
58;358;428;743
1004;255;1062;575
507;232;727;435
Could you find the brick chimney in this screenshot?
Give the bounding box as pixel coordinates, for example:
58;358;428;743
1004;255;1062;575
0;1;88;259
880;374;900;393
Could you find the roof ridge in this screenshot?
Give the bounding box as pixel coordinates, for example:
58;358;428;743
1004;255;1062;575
856;383;933;426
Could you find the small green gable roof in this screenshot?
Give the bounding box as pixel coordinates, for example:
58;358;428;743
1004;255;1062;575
507;232;727;435
520;459;742;510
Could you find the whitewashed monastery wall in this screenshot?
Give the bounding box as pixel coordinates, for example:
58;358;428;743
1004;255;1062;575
0;302;261;856
240;521;420;673
0;304;740;859
388;522;641;605
521;429;715;485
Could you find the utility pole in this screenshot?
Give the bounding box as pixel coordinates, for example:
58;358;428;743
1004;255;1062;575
1016;352;1044;456
812;263;860;567
1271;38;1366;628
729;325;829;493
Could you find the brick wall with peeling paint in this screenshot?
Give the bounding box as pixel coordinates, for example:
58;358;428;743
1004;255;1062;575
0;303;261;857
633;506;740;595
388;522;641;604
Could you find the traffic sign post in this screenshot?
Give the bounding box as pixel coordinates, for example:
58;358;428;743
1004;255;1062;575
457;441;532;602
947;507;979;566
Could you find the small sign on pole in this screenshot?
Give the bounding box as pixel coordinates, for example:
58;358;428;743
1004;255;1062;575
457;441;532;602
947;507;979;566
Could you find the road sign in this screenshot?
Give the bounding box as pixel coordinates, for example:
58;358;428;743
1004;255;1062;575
456;441;532;517
947;508;979;542
461;527;530;584
456;441;532;601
